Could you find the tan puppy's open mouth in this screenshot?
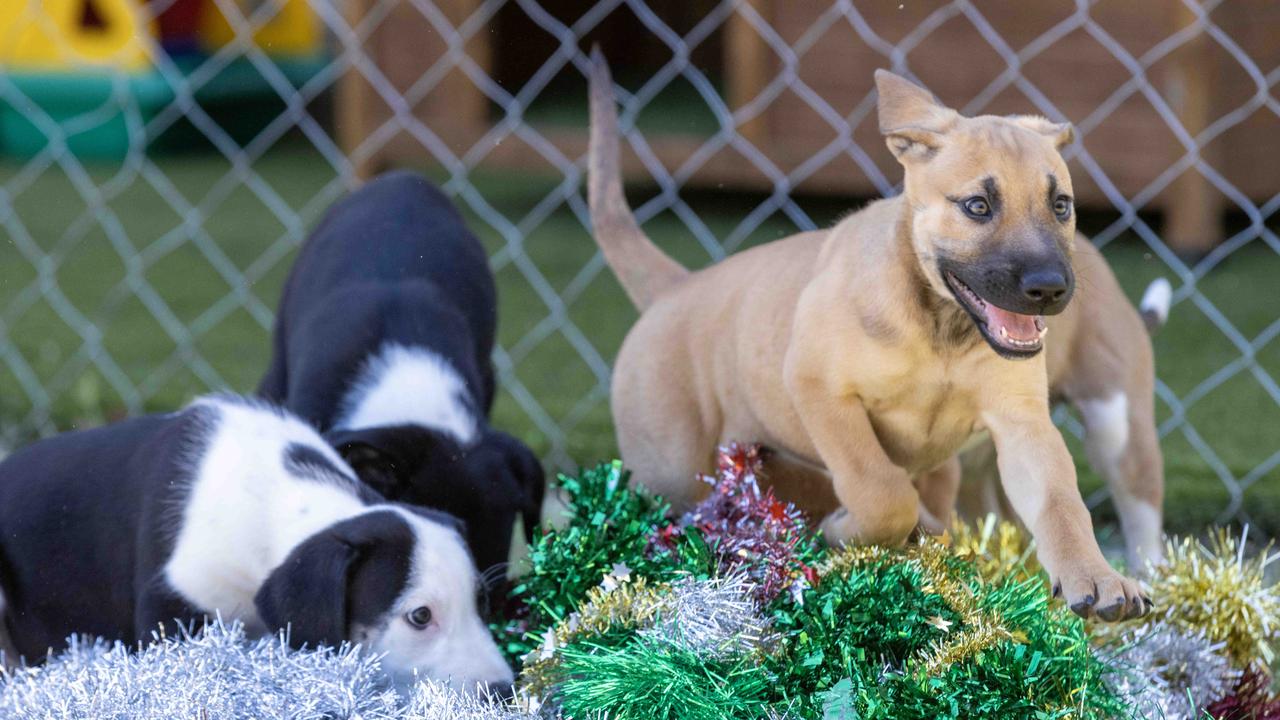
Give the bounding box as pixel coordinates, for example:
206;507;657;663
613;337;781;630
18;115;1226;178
944;271;1047;358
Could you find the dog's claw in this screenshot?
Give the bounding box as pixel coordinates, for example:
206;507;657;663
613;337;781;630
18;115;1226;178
1069;594;1096;618
1096;598;1127;622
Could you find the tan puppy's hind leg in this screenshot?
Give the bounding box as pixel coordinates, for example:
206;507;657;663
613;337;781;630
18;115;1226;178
757;448;839;522
915;457;961;535
612;376;718;513
956;438;1017;522
1077;392;1164;571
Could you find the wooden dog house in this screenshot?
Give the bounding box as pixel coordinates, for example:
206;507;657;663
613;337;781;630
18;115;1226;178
338;0;1280;254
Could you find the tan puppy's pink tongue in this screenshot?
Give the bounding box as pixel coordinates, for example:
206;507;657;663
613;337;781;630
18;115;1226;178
985;305;1040;342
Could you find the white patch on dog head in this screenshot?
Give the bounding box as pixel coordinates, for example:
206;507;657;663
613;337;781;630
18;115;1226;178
336;344;477;443
166;396;368;627
360;507;513;692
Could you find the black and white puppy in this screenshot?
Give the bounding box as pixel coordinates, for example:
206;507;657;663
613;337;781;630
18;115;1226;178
0;395;513;692
258;170;544;591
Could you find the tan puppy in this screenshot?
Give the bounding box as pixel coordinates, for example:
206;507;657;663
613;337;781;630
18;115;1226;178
952;276;1170;571
587;51;1148;620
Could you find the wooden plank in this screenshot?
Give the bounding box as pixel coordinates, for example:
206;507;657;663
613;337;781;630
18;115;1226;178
336;0;376;182
1164;0;1223;257
724;0;773;146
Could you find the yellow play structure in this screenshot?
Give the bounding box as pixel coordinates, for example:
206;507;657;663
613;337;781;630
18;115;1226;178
0;0;321;73
0;0;155;72
0;0;326;159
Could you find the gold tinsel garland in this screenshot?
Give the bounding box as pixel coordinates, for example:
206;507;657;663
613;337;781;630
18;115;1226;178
520;574;669;694
943;514;1041;583
820;537;1021;676
946;519;1280;673
1142;529;1279;668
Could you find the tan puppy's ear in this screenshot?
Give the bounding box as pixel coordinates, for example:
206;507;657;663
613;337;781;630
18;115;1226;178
875;69;958;162
1011;115;1075;149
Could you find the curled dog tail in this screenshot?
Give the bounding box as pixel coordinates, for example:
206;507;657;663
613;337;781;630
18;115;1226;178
1139;277;1172;334
588;47;689;311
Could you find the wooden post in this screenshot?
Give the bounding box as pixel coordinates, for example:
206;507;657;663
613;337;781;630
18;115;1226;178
725;0;773;146
336;0;376;183
1165;0;1222;259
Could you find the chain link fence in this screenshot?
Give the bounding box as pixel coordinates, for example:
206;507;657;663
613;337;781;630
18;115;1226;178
0;0;1277;531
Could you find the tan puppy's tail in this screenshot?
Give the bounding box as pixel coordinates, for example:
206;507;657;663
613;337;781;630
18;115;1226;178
1139;277;1172;334
588;47;689;311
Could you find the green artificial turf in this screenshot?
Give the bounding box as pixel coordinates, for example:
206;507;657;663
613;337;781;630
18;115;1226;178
0;142;1276;537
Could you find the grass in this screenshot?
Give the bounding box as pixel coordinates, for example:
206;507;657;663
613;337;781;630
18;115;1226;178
0;142;1277;537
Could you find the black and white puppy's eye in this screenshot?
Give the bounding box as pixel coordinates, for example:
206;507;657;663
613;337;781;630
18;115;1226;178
1053;196;1073;221
406;606;433;628
961;196;992;220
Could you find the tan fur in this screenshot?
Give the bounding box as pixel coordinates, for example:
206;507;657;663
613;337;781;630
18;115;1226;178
953;245;1165;570
588;56;1147;620
587;48;688;310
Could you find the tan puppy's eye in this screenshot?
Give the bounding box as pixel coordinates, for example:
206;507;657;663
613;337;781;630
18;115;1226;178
1053;196;1072;220
961;197;991;219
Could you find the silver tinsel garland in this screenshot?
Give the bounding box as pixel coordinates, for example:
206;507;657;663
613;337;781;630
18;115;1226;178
1104;626;1240;720
638;572;776;658
0;620;536;720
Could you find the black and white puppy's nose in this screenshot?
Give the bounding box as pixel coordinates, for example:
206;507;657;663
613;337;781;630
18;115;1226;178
1019;269;1071;312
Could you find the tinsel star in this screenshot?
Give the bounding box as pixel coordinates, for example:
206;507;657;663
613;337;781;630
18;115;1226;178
926;615;954;632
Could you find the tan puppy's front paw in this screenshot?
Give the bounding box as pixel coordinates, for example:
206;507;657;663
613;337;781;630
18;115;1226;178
819;504;917;548
818;508;855;546
1050;563;1151;621
916;503;948;536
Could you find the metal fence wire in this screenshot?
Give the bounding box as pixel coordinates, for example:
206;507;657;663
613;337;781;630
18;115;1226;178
0;0;1278;529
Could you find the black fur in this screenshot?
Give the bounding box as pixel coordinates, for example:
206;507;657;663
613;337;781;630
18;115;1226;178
254;510;413;648
258;171;545;596
0;406;216;658
0;401;441;663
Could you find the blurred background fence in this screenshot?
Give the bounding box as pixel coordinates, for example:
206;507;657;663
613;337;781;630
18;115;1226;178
0;0;1277;537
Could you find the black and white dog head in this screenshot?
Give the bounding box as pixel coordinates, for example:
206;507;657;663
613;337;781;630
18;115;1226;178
325;425;544;599
254;506;513;692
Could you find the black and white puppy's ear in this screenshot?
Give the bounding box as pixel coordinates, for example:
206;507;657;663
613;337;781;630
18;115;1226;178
478;430;545;543
254;528;357;647
254;511;414;649
325;426;427;500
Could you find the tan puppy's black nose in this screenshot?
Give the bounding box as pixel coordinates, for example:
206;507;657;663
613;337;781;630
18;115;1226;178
1020;270;1069;307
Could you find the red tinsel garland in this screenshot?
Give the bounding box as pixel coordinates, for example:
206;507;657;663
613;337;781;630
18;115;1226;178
1207;666;1280;720
653;443;817;604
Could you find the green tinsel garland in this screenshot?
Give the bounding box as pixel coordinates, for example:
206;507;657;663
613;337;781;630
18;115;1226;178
504;458;1129;720
763;545;1125;719
502;460;715;662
